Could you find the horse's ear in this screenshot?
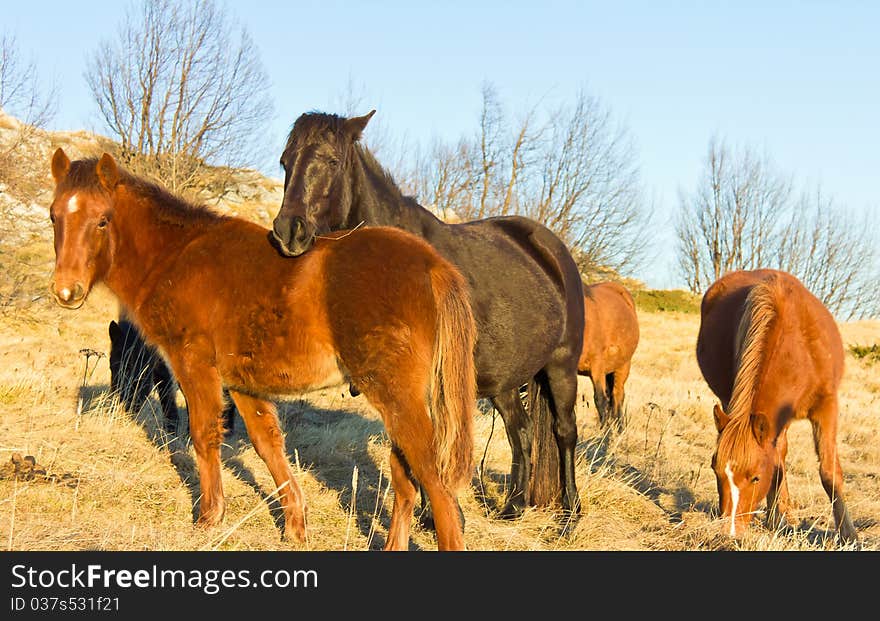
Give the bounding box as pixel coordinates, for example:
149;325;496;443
109;320;121;343
343;109;376;141
750;412;772;444
51;148;70;184
96;153;119;191
713;403;730;433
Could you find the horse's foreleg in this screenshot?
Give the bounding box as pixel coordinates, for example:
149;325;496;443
174;367;226;528
385;446;418;551
765;431;790;532
545;362;581;515
810;401;858;545
228;391;306;544
491;390;532;518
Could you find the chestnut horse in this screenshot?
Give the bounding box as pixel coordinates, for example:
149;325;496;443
696;268;858;545
48;148;477;551
271;110;585;518
578;281;639;432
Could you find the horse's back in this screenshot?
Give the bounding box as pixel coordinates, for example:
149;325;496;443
455;215;584;331
697;268;842;405
698;270;773;405
430;215;584;393
580;281;639;374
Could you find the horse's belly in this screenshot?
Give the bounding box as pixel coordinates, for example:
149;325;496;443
222;348;347;396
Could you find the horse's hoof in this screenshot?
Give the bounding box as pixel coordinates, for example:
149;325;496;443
196;506;225;528
496;500;526;520
417;510;435;531
196;515;223;529
562;495;582;516
282;524;307;545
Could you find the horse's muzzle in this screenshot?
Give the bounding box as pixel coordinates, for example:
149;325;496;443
53;281;86;309
272;215;314;257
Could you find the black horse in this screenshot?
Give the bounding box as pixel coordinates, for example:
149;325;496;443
271;110;585;517
109;318;236;435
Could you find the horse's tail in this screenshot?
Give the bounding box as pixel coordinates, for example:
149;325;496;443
428;265;477;493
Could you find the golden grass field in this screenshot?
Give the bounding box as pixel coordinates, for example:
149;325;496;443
1;120;877;552
2;259;878;552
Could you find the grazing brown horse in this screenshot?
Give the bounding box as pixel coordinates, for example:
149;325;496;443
696;268;858;545
48;148;477;551
578;281;639;432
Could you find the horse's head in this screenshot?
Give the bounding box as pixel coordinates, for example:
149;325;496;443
711;403;777;539
108;319;154;413
49;148;119;309
272;109;376;257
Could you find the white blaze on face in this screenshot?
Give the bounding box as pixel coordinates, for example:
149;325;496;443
725;461;739;537
67;194;80;214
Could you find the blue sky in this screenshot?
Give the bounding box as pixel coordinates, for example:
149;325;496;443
4;1;879;289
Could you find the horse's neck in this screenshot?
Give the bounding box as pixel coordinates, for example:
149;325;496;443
743;322;793;435
348;153;444;238
104;195;200;310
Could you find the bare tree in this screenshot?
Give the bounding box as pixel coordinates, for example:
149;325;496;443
523;90;651;275
776;189;880;320
393;85;651;279
675;138;792;293
0;34;58;312
676;137;879;319
0;32;56;199
85;0;273;195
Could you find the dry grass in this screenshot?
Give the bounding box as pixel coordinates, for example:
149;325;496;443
1;278;877;552
1;115;877;550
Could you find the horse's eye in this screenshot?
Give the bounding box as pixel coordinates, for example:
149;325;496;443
98;217;109;229
751;476;760;484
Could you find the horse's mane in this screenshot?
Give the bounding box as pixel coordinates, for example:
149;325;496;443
717;275;781;465
64;157;226;226
287;112;426;213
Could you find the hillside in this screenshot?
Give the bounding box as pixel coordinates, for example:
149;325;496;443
1;113;879;552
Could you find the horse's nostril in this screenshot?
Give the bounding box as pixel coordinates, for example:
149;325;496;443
73;283;85;300
272;217;289;242
293;219;309;244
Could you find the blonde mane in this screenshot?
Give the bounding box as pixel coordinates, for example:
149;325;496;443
717;276;780;466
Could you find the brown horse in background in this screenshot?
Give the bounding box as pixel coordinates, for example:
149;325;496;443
48;148;477;551
696;268;858;545
578;281;639;432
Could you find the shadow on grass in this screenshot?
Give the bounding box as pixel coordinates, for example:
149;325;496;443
105;384;416;550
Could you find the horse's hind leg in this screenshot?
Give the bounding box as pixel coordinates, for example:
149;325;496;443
590;372;610;429
227;390;306;544
610;360;631;432
545;360;581;514
810;398;858;545
386;446;418;551
491;389;532;518
365;385;465;551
